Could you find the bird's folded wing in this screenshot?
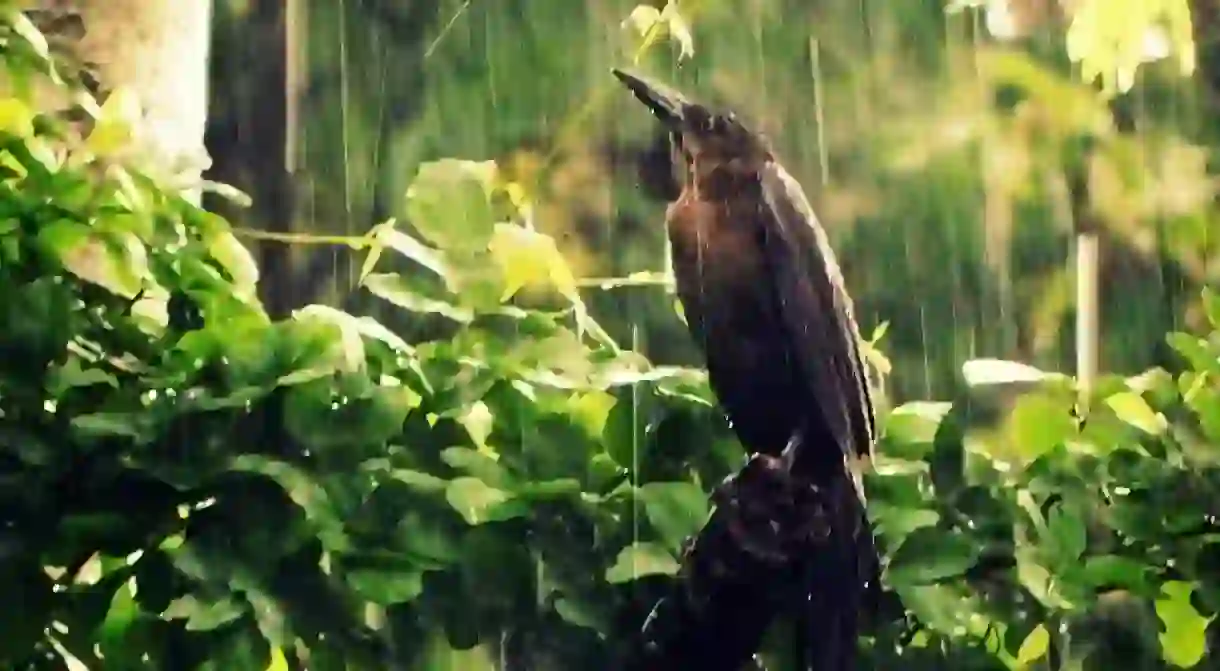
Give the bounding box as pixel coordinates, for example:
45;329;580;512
757;162;876;469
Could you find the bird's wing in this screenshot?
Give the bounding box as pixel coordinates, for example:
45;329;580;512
757;161;876;468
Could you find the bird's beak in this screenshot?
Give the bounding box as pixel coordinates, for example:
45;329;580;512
612;68;688;126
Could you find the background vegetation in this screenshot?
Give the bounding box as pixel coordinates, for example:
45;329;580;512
2;0;1220;669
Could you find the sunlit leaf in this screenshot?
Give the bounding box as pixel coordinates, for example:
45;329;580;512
488;223;579;303
605;542;680;583
637;481;710;553
206;230;259;296
1156;581;1210;668
459;401;494;449
886;527;980;585
266;648;289;671
404;159;497;253
1016;623;1050;666
622;2;694;60
0;97;35;138
622;5;662;36
1105;390;1168;435
1203;286;1220;330
162;595;245;632
1044;503;1087;562
364;272;474;323
962;358;1060;387
87;88;141;157
1006;393;1078;460
10;11;50;61
445;477;524;525
883;401;952;448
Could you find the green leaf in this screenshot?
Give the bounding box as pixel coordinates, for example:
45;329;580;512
39;223;148;299
1204;286;1220;329
1007;392;1077;460
347;569;424;605
70;412;149;441
1156;581;1210;668
383;224;450;275
871;504;940;547
1168;332;1218;374
206;230;259;295
228;454;349;552
440;447;509;487
445;477;524;525
266;648;290;671
49;358;118;394
1016;548;1073;609
622;2;695;60
1105;390;1168;435
384;468;449;493
1016;623;1050;666
87;88;140;157
605;542;680;583
10;12;50;61
882;401;952;455
516;478;583;502
1082;555;1149;591
291;305;367;374
363;272;473;323
637;482;710;553
487;223;580;304
404;159;498;253
162;595;246;631
568;391;617;439
458;401;494;448
962;358;1061;386
1044;502;1087;563
885;527;980;585
554;596;605;632
0;97;35;138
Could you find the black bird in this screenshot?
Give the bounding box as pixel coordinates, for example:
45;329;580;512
613;68;879;670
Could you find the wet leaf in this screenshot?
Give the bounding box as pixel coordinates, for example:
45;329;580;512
488;223;579;303
637;481;710;553
445;477;522;525
364;272;474;323
0;97;34;138
1016;623;1050;666
1105;391;1167;435
206;230;259;295
886;527;980;585
162;595;245;632
883;401;952;453
605;542;680;583
962;358;1061;386
347;569;424;605
87;88;141;157
404;159;497;253
1156;581;1210;668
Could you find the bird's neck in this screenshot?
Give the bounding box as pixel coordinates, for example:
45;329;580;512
690;160;761;200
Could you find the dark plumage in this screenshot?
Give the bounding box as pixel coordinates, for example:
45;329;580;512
613;68;879;671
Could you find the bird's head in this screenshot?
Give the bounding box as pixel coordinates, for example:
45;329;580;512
612;68;771;183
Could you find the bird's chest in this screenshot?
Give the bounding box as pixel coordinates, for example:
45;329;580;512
665;196;771;333
665;194;805;452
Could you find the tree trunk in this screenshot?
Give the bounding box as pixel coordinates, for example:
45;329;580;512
26;0;214;201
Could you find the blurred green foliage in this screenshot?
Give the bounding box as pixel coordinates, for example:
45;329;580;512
234;0;1215;407
3;1;1220;670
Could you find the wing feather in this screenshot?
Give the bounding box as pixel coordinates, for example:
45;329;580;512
757;162;876;466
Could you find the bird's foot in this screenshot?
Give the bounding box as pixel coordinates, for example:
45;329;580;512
711;452;830;564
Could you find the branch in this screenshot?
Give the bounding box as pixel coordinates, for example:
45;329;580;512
621;453;847;671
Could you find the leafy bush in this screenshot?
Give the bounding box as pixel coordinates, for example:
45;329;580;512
3;9;1220;671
